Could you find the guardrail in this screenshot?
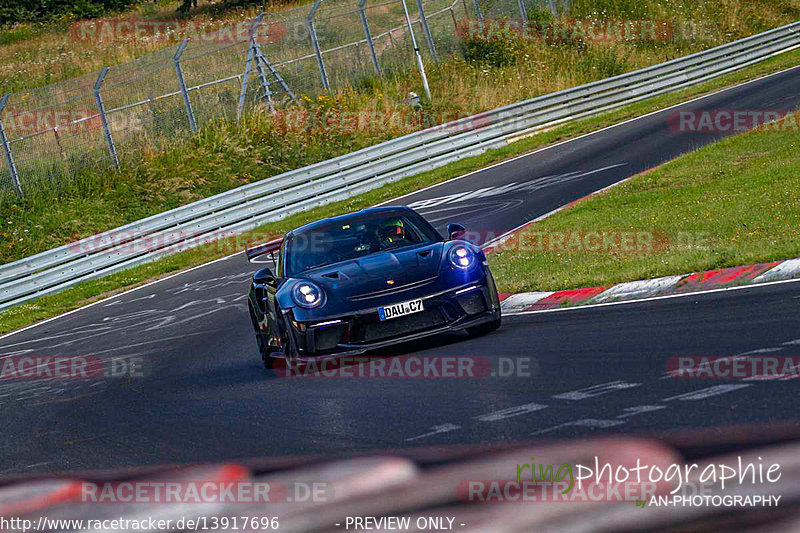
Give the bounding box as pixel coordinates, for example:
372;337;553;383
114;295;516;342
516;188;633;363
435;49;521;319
1;20;799;310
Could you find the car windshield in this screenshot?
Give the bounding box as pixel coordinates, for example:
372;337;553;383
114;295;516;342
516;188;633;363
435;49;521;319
286;211;442;274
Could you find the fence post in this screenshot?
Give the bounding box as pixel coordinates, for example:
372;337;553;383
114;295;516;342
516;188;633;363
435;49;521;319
358;0;382;75
307;0;330;90
517;0;527;22
53;128;69;172
0;94;22;196
254;56;275;113
247;14;275;113
415;0;438;63
93;67;120;172
472;0;483;21
400;0;431;101
173;39;198;133
237;14;262;121
255;46;298;103
237;50;254;121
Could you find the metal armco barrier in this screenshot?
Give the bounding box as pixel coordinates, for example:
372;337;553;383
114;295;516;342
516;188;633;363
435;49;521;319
1;21;799;310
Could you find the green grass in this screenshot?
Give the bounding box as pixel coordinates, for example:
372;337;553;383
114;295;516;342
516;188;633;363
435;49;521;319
1;0;798;212
2;0;796;95
2;48;800;334
489;111;800;293
5;46;800;265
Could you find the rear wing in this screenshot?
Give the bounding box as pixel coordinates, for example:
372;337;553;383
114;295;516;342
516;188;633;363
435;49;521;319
244;237;283;262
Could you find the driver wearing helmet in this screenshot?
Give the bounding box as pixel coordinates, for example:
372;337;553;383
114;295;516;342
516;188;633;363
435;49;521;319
376;218;409;249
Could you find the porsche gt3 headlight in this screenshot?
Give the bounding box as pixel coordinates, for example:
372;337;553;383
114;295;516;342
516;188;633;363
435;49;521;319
292;281;326;308
449;245;475;270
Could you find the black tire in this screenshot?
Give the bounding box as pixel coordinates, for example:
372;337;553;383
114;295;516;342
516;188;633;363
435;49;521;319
256;333;276;369
250;304;277;369
281;336;303;372
467;316;501;337
278;308;303;372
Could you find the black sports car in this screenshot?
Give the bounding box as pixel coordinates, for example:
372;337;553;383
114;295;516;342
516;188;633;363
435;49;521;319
246;206;501;368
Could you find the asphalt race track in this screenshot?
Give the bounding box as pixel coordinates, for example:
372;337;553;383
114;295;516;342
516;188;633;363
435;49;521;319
1;65;800;476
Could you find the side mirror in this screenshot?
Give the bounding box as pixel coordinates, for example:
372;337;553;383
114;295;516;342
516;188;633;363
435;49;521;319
447;223;466;241
254;267;277;287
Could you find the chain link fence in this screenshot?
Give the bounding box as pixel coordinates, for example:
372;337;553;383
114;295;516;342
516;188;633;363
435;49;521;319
0;0;565;204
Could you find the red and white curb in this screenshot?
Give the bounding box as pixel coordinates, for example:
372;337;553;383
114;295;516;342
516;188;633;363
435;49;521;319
499;258;800;315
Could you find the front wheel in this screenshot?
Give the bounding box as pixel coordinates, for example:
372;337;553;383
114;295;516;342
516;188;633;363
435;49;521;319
250;304;278;369
467;316;501;337
277;308;303;372
256;333;277;369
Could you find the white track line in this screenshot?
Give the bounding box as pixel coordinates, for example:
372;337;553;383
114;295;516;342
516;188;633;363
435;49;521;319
0;253;239;341
4;63;800;340
483;169;633;251
503;277;800;316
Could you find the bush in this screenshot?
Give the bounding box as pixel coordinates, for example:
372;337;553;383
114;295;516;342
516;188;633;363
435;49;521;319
0;0;140;26
578;47;628;79
180;0;298;16
462;32;524;68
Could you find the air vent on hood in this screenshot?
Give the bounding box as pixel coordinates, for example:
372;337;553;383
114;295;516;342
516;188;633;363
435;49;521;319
348;276;438;301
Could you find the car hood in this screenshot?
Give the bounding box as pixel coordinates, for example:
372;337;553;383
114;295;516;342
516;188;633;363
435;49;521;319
300;242;444;300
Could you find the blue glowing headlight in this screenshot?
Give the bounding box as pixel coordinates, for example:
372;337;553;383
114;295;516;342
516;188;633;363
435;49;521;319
292;281;326;308
449;245;475;270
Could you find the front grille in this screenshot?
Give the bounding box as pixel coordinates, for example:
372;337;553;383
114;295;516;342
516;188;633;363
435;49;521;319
348;276;438;301
359;308;446;343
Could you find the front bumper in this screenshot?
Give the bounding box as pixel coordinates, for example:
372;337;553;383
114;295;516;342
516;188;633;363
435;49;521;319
284;279;500;362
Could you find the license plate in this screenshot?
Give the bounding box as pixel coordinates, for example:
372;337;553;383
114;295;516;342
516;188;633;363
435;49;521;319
378;299;424;321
